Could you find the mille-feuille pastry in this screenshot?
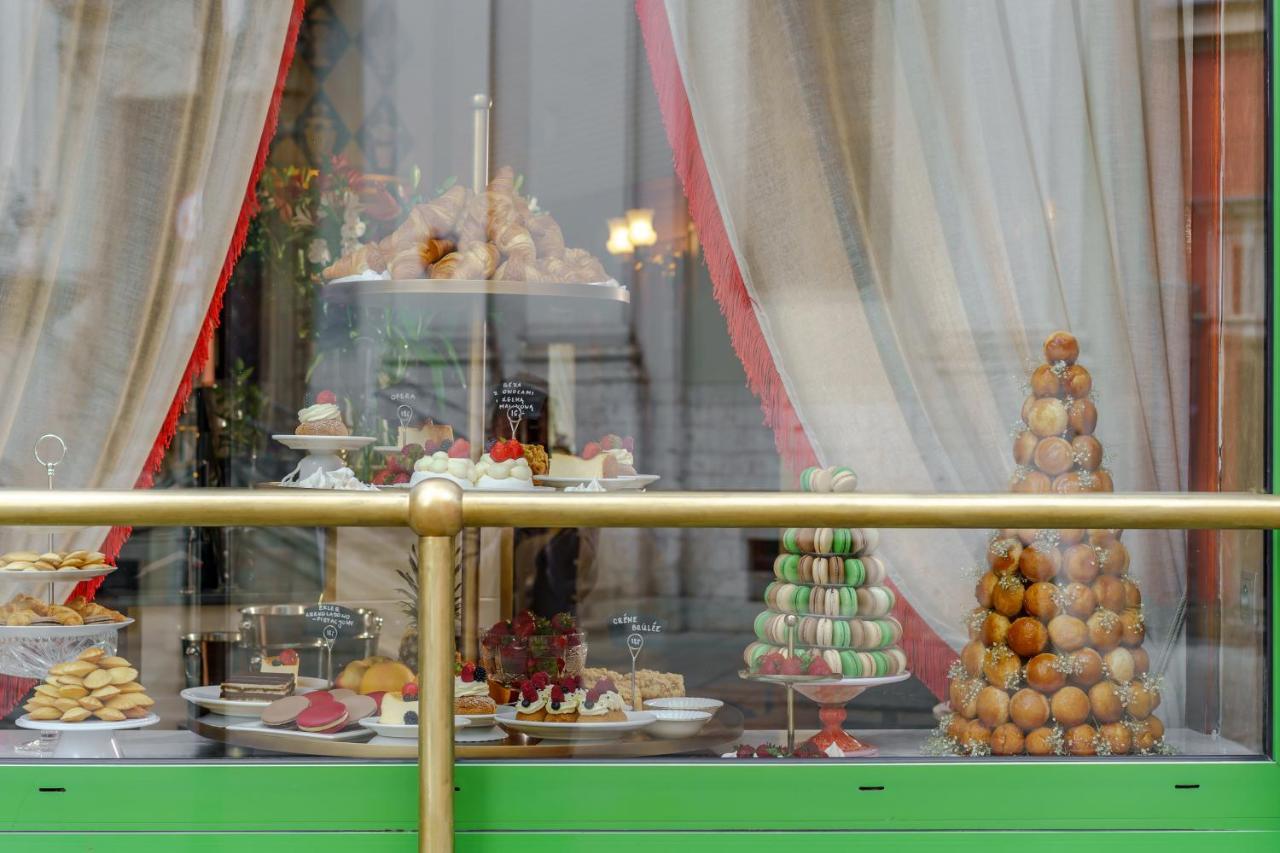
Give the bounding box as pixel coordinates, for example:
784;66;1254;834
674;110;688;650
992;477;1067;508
219;673;295;701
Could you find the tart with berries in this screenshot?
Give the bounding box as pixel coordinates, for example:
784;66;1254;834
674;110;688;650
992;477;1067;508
542;682;579;722
454;661;498;715
577;677;628;722
474;439;536;490
514;680;547;722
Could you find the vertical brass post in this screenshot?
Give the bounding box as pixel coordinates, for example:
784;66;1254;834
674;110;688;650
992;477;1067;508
409;480;463;853
419;533;456;852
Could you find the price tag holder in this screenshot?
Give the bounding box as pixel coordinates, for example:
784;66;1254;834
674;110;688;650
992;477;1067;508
304;604;359;683
609;612;666;710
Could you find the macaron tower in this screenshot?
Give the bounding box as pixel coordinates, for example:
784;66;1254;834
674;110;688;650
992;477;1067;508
743;465;908;679
936;331;1167;757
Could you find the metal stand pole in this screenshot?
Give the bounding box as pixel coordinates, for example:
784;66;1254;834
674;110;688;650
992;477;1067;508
419;533;456;853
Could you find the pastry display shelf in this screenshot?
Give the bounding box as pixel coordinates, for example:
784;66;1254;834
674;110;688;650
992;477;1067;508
320;277;630;306
188;703;743;759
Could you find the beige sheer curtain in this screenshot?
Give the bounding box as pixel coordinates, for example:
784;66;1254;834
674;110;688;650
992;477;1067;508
0;0;295;567
662;0;1188;715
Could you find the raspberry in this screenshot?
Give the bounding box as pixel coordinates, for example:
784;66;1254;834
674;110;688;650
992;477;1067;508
780;656;804;676
531;672;550;690
735;744;754;758
394;472;410;484
595;677;618;694
448;439;471;459
461;662;476;683
581;441;601;460
550;686;565;702
402;683;419;700
316;390;336;404
807;656;833;677
278;649;299;666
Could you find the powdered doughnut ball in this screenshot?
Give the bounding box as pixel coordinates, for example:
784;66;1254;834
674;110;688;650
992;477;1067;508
1088;681;1124;723
1105;648;1135;684
964;720;992;749
1024;582;1060;621
1067;398;1097;434
1026;653;1066;694
1021;394;1038;425
1059;528;1086;546
1050;686;1091;727
961;640;986;677
1013;430;1039;467
1033;437;1074;476
1009;688;1051;732
1087;610;1123;653
983;648;1022;688
990;722;1025;756
1131;647;1151;675
1025;727;1056;756
1071;435;1103;471
975;571;998;608
1122;578;1142;609
1028;398;1069;438
1012;470;1052;494
949;677;979;717
1133;716;1164;751
976;686;1011;728
1100;721;1133;755
1092;575;1126;613
1048;615;1088;651
1063;543;1100;583
1063;582;1098;619
1127;681;1160;719
1031;364;1063;398
987;538;1022;575
1063;364;1092;399
981;612;1011;647
1120;609;1145;646
1099;541;1130;575
1091;468;1114;493
1052;472;1085;494
946;714;970;742
1044;331;1079;365
1007;617;1048;658
1069;648;1104;688
1066;724;1099;756
1019;544;1061;583
991;578;1026;618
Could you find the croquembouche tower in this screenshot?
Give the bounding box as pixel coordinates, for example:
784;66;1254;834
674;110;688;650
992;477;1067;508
938;331;1168;757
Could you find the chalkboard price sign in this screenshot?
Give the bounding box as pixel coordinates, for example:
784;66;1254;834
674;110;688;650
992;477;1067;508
305;604;359;643
492;380;543;436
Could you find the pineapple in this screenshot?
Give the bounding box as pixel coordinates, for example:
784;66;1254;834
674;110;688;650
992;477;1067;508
396;540;465;672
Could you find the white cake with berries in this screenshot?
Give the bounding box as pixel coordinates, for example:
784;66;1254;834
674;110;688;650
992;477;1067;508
549;434;637;479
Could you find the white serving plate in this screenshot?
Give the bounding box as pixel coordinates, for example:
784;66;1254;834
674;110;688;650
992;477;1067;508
357;715;470;739
0;565;117;581
179;677;328;717
378;481;555;493
495;706;655;741
0;619;134;639
533;474;659;491
271;435;376;452
16;712;160;732
457;711;497;727
453;724;508;743
227;718;373;742
644;697;724;714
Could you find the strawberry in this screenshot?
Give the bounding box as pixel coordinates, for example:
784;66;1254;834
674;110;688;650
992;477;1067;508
395;472;410;484
505;439;523;458
402;683;419;700
491;442;510;462
512;611;538;638
755;744;777;758
581;441;601;460
278;648;299;666
448;439;471;459
780;655;804;676
757;653;782;675
460;662;476;683
550;613;576;634
316;390;337;404
600;434;618;450
807;656;832;677
735;744;755;758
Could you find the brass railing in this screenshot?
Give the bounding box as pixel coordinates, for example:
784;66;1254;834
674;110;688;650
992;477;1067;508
0;483;1277;852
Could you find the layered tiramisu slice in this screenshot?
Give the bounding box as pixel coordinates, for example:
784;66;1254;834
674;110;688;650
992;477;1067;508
219;673;295;701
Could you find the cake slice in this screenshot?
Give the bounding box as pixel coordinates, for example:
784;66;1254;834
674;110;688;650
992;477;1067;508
549;434;636;479
220;673;295;701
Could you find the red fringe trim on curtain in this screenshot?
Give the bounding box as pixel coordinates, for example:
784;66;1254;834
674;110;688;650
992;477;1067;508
635;0;953;698
0;0;306;721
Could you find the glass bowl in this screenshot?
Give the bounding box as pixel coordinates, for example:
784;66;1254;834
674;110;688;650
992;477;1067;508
481;631;588;685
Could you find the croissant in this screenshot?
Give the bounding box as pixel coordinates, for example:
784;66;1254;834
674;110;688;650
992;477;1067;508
528;214;565;258
494;258;535;281
48;605;83;625
388;248;427;279
80;602;125;623
419;238;456;268
322;243;386;280
495;223;535;262
430;252;463;279
487;165;516;195
456;242;501;279
460;191;517;243
418;184;468;236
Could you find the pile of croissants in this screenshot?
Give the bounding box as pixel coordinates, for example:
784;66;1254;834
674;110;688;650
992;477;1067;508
322;166;609;284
